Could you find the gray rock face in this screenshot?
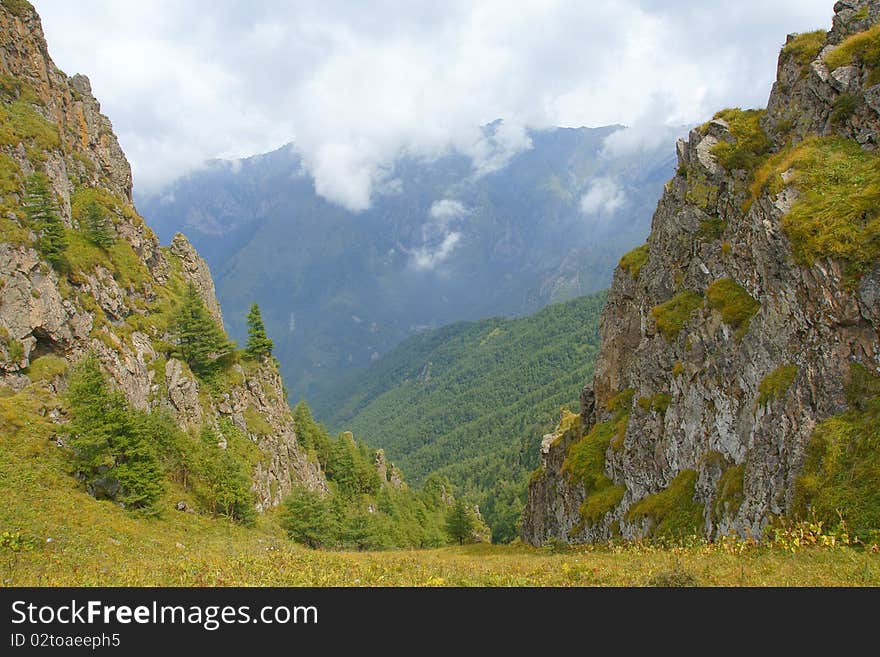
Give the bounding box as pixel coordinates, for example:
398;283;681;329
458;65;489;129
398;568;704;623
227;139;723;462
0;1;327;511
522;0;880;545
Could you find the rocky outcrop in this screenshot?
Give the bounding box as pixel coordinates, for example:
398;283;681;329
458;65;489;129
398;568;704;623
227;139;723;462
169;232;224;326
522;0;880;545
0;1;326;511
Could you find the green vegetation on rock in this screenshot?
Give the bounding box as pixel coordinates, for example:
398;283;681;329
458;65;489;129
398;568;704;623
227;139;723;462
706;278;760;339
781;30;827;69
792;365;880;542
626;470;705;539
562;390;633;530
825;23;880;86
753;137;880;280
713;463;745;523
757;364;798;405
711;109;772;173
651;291;703;341
171;282;233;375
619;243;649;278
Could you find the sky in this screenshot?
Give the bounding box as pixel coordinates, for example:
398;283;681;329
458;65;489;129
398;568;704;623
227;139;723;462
32;0;834;212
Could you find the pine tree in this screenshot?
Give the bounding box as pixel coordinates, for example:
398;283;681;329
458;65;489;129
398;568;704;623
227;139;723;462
83;198;114;248
23;173;67;265
445;498;475;545
171;282;231;374
245;302;273;358
196;426;255;524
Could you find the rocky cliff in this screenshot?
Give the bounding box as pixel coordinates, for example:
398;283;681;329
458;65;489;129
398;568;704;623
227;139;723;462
0;0;325;511
522;0;880;544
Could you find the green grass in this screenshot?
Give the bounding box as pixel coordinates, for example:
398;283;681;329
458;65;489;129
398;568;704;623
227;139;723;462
710;109;771;173
619;244;649;278
781;30;827;69
826;23;880;86
757;364;798;405
753;137;880;280
651;291;703;341
0;100;60;156
706;278;760;339
24;354;68;382
626;470;705;539
244;404;274;436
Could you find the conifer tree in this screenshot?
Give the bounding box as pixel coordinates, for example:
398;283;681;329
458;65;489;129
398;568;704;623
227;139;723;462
171;282;231;374
65;354;164;509
83;198;114;248
245;302;273;358
445;498;475;545
23;173;67;265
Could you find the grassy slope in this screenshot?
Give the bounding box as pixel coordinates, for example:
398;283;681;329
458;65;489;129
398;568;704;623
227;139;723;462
5;383;878;587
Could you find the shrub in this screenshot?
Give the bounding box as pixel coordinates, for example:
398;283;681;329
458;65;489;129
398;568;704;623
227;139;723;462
25;354;68;382
651;291;703;341
706;278;760;339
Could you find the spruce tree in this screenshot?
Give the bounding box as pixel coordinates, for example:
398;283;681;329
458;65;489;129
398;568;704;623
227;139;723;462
65;354;164;509
83;199;114;248
445;498;474;545
245;302;273;358
23;173;67;265
171;282;231;374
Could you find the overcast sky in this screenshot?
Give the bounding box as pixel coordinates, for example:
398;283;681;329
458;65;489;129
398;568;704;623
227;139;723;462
32;0;834;211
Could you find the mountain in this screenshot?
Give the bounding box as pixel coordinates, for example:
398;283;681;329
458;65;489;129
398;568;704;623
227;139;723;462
522;0;880;545
0;0;461;550
313;290;607;541
0;0;325;509
137;124;677;400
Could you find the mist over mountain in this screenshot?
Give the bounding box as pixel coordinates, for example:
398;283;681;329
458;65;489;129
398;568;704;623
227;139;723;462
138;123;678;399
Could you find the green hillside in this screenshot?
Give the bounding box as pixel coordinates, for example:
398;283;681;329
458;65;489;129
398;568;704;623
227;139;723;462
313;290;607;541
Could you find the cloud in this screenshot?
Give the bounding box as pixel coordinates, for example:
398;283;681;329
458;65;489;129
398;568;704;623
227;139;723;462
580;178;626;215
430;199;469;222
412;232;462;271
32;0;834;210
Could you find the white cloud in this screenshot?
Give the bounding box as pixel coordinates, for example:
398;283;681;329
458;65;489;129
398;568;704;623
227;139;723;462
430;199;469;222
580;178;626;215
32;0;834;210
412;232;462;271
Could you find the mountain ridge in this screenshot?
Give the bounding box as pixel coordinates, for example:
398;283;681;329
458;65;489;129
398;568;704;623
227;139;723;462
522;0;880;545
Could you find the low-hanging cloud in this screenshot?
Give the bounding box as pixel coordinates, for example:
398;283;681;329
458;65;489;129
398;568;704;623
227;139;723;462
412;232;462;271
33;0;834;211
430;199;469;222
580;178;626;215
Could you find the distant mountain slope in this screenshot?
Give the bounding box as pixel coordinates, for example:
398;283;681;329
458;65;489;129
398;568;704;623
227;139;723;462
312;290;607;541
138;126;675;400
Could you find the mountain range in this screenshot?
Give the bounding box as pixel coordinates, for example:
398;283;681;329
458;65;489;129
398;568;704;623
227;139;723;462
137;124;677;400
